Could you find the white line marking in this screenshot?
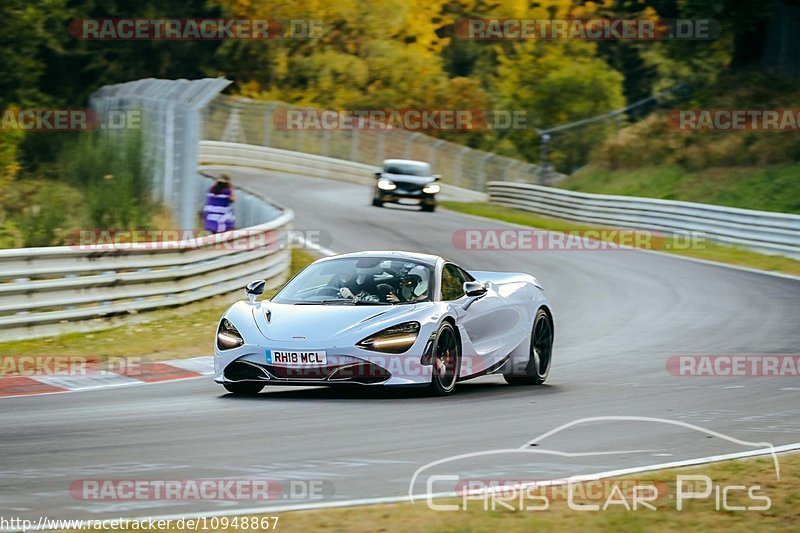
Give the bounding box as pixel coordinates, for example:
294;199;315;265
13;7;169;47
164;356;215;374
29;372;142;390
13;443;798;532
0;374;208;400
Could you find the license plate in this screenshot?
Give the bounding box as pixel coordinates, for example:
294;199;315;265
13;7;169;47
266;350;327;366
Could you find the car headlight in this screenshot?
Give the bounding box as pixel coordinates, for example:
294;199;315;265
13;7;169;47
422;184;440;194
357;322;420;354
377;179;397;191
217;319;244;350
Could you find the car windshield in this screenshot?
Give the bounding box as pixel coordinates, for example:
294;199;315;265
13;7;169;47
272;257;434;305
383;162;431;177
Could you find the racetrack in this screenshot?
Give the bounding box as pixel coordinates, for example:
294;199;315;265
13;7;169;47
2;166;799;520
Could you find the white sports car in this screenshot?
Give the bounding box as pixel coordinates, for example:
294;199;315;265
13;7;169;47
214;251;553;396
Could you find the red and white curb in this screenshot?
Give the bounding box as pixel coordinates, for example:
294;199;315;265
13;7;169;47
0;356;214;398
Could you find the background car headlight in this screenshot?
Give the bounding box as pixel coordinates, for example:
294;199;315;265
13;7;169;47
217;319;244;350
422;184;440;194
377;179;397;191
357;322;420;354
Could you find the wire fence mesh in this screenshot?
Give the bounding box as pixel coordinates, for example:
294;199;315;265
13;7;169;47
90;78;231;229
201;96;566;191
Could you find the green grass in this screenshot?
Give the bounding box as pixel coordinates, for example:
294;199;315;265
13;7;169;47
0;249;316;363
441;201;800;276
560;163;800;215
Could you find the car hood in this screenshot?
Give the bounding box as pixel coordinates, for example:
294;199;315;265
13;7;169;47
383;173;435;185
251;302;421;342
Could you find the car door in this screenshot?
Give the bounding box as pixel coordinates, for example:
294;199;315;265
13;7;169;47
442;263;511;375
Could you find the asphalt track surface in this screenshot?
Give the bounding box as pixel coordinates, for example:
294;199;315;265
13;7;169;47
1;167;799;521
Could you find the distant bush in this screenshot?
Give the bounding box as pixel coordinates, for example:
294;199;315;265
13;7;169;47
59;129;155;230
17;182;86;247
589;70;800;172
0;128;160;248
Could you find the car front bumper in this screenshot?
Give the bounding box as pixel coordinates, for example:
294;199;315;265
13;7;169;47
376;190;436;205
214;340;436;387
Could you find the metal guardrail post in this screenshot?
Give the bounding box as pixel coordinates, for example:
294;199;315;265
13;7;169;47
404;132;420;159
294;128;302;152
350;129;360;162
478;153;492;191
539;133;551;177
163;103;175;206
430;139;445;175
263;108;272;147
453;146;469;188
377;130;386;162
321;128;330;157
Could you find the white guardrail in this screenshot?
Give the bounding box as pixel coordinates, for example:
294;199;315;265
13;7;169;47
488;181;800;259
198;141;489;203
198;141;799;258
0;197;293;341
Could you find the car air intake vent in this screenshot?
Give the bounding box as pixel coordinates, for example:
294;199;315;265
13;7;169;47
224;361;270;381
393;181;422;191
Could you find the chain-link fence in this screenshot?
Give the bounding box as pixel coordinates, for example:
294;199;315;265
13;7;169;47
90;78;231;228
537;83;688;173
201;96;565;191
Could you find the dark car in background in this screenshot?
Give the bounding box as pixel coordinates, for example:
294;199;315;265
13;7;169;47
372;159;440;212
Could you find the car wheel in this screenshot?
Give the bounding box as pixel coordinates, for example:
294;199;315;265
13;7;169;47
223;382;264;395
372;197;383;207
421;203;435;212
504;308;553;386
429;322;460;396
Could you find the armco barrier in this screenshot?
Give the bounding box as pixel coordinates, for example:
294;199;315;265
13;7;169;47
197;140;489;203
0;200;293;341
488;181;800;258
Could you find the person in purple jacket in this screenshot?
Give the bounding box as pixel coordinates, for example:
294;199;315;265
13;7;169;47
203;174;236;233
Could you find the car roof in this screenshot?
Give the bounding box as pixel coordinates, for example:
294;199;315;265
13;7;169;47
382;159;430;167
315;250;440;266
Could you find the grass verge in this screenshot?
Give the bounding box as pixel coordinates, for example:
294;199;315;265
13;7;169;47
0;249;316;363
559;164;800;215
272;452;799;532
441;201;800;277
51;452;799;532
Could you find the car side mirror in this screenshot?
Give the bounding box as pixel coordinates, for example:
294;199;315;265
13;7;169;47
462;281;487;310
433;174;442;181
464;281;487;297
374;170;382;178
245;279;266;303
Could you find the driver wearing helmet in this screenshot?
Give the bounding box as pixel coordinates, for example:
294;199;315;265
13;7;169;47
337;265;382;302
387;265;430;303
